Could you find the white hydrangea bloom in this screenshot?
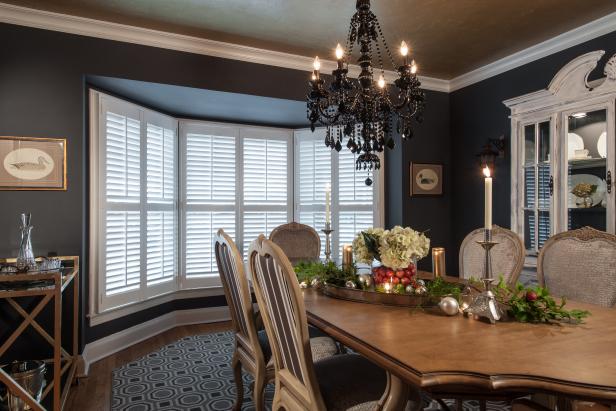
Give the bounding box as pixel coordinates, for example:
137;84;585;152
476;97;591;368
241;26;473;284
378;226;430;270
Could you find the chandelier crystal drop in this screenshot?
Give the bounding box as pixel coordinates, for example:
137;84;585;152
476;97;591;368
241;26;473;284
307;0;425;185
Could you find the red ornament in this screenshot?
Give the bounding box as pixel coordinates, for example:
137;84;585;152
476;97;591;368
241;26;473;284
526;290;538;302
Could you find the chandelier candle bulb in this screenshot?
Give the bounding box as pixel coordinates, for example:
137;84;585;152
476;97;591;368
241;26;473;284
313;56;321;71
378;74;385;89
483;166;492;230
335;43;344;60
432;247;446;277
342;244;353;268
400;41;409;56
410;60;417;74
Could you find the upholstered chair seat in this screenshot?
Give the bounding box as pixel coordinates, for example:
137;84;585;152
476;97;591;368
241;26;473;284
269;222;321;264
314;354;386;411
256;328;339;364
538;227;616;307
459;225;525;286
248;235;388;411
215;230;339;411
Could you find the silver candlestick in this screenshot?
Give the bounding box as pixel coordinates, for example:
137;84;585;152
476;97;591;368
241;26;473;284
463;228;503;324
321;222;334;262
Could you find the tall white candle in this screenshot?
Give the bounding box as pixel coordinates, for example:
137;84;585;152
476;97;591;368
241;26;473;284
483;166;492;230
325;183;331;225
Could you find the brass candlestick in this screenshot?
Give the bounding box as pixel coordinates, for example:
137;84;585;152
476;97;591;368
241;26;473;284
463;229;503;324
322;222;334;262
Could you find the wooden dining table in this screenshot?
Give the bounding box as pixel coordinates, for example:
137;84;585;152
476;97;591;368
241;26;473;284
302;274;616;411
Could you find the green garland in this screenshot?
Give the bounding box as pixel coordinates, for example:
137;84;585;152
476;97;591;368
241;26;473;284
294;260;357;287
494;278;590;323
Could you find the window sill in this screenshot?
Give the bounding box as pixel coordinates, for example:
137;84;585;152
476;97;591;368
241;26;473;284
88;286;225;326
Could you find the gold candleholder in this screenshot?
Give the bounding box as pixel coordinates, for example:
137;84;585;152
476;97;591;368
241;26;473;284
431;247;445;277
342;244;353;268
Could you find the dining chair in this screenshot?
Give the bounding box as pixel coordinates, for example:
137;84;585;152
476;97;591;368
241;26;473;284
214;229;339;411
538;226;616;307
248;235;388;411
269;221;321;265
459;225;525;286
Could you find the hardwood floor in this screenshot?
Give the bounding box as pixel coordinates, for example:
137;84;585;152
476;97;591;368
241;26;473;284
65;321;232;411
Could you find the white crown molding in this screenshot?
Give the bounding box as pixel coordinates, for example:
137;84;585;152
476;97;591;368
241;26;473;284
79;306;231;376
1;2;615;94
0;2;450;92
449;12;616;92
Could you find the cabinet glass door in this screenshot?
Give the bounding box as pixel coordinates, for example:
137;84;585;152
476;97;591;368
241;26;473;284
522;120;551;253
566;109;607;231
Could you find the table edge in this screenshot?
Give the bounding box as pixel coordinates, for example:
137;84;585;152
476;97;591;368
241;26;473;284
307;311;616;402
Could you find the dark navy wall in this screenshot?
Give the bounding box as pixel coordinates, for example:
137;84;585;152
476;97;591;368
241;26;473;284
449;30;616;270
0;23;449;347
0;23;314;348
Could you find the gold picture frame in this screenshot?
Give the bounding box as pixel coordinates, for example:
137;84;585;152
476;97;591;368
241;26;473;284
0;136;67;191
410;162;443;196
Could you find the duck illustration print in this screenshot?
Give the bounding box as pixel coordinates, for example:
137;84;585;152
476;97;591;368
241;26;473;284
0;137;66;190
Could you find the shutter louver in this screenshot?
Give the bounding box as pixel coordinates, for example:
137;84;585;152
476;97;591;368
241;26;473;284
185;211;235;277
243;211;288;256
244;138;287;205
105;211;140;295
147;211;176;285
106;111;140;202
339;149;373;205
299;211;327;258
147;124;175;204
186;133;236;205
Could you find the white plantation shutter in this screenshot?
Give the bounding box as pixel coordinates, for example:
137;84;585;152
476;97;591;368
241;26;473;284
295;134;331;258
105;111;140;202
242;128;293;255
96;93;178;311
294;128;381;262
105;211;140;295
180;123;239;287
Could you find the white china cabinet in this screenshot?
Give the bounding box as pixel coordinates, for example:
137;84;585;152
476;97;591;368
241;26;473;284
505;50;616;255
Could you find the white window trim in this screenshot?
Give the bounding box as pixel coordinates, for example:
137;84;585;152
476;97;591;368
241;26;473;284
90;92;381;324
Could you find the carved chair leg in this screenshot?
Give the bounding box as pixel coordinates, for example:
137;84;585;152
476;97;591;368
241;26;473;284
253;364;267;411
231;351;244;411
480;400;487;411
456;399;464;411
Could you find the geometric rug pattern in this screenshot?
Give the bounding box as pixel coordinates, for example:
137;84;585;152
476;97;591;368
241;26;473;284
112;331;511;411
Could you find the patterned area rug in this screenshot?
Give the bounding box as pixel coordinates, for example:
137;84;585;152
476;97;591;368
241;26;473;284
112;331;511;411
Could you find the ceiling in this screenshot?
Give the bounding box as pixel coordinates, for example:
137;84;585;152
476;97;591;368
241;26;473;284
87;75;308;127
5;0;616;79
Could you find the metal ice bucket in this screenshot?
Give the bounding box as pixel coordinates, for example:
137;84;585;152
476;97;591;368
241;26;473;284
5;361;46;411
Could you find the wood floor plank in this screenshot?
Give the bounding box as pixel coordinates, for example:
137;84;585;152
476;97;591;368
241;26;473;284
65;321;232;410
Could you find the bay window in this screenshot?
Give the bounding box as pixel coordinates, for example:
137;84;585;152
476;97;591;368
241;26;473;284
91;91;381;319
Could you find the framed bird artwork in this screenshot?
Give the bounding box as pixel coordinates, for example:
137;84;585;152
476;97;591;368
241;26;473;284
410;162;443;196
0;136;67;190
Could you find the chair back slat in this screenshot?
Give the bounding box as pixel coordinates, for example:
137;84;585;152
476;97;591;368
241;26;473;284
459;225;525;285
215;230;260;350
248;235;325;410
538;227;616;307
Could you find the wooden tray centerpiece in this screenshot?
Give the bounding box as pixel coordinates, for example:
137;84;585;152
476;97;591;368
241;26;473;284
295;261;465;308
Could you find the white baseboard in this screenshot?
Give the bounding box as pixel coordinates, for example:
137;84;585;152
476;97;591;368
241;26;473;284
79;306;231;376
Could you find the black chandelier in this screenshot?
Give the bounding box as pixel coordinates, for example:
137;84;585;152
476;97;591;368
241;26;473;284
307;0;425;185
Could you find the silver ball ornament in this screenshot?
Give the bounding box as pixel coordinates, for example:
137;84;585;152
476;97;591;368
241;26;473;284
299;281;308;289
345;280;357;289
357;274;374;288
416;279;426;287
311;278;322;288
414;285;428;295
405;285;414;294
439;296;460;316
